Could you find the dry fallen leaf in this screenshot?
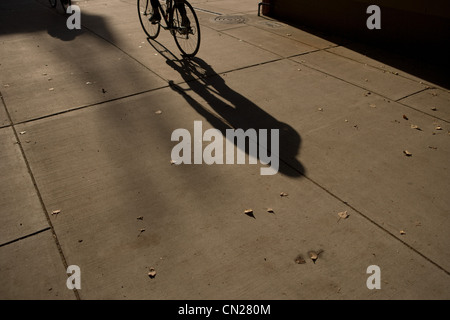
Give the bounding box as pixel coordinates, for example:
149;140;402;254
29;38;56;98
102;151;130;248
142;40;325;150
267;208;274;214
295;254;306;264
410;124;421;130
337;211;349;221
402;114;408;120
244;209;255;219
51;210;61;215
148;268;156;279
19;131;26;135
308;250;322;263
155;110;162;115
369;104;376;108
431;107;437;111
137;216;144;220
400;230;406;235
403;150;412;157
280;192;288;197
435;126;442;130
170;159;177;165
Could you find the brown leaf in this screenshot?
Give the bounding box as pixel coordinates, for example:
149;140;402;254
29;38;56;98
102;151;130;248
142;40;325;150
148;268;156;279
402;114;408;120
337;211;349;221
308;251;318;263
295;255;306;264
403;150;412;157
244;209;255;219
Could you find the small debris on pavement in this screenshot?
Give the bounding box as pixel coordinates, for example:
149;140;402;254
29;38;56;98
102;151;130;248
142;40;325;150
318;107;323;111
400;230;406;235
155;110;162;115
148;268;156;279
137;216;144;220
19;131;26;135
86;81;92;85
428;146;437;150
308;250;323;264
51;209;61;215
431;107;437;111
267;208;274;214
435;126;442;130
402;114;408;120
280;192;288;197
48;88;54;91
295;254;306;264
244;209;255;218
369;104;376;108
170;159;177;165
410;124;421;130
337;211;349;221
403;150;412;157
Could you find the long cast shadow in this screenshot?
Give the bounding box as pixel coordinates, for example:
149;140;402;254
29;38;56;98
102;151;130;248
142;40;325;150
148;40;305;177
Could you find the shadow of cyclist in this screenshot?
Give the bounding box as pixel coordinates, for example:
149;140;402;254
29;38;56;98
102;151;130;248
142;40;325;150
160;53;305;178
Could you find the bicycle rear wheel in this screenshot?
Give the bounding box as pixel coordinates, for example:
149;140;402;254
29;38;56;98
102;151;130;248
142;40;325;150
49;0;57;8
138;0;161;40
172;1;200;57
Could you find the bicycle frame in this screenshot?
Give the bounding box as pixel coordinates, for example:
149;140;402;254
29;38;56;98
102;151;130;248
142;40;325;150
148;0;177;32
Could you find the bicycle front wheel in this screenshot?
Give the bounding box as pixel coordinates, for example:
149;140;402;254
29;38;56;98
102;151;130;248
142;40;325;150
172;1;200;57
138;0;161;40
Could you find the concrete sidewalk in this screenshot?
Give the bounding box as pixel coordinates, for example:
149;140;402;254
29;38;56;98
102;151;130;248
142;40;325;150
0;0;449;299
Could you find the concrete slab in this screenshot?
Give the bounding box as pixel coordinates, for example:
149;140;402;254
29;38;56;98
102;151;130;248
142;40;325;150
0;1;167;123
194;58;449;271
191;0;259;14
0;127;49;245
0;230;75;299
222;25;317;57
245;17;341;50
79;0;281;83
399;88;450;123
0;102;10;128
291;50;428;101
326;46;431;86
15;87;449;299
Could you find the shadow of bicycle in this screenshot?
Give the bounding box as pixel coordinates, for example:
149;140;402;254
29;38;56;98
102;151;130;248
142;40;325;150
147;39;305;178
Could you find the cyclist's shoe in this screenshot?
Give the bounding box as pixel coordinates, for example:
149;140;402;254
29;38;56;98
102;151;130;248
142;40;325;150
179;17;191;35
149;12;161;24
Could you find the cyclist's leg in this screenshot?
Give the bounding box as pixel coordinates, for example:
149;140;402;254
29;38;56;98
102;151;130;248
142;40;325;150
150;0;161;23
174;0;189;28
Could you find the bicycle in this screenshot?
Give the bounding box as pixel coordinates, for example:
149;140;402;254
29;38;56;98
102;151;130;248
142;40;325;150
49;0;71;12
138;0;201;57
